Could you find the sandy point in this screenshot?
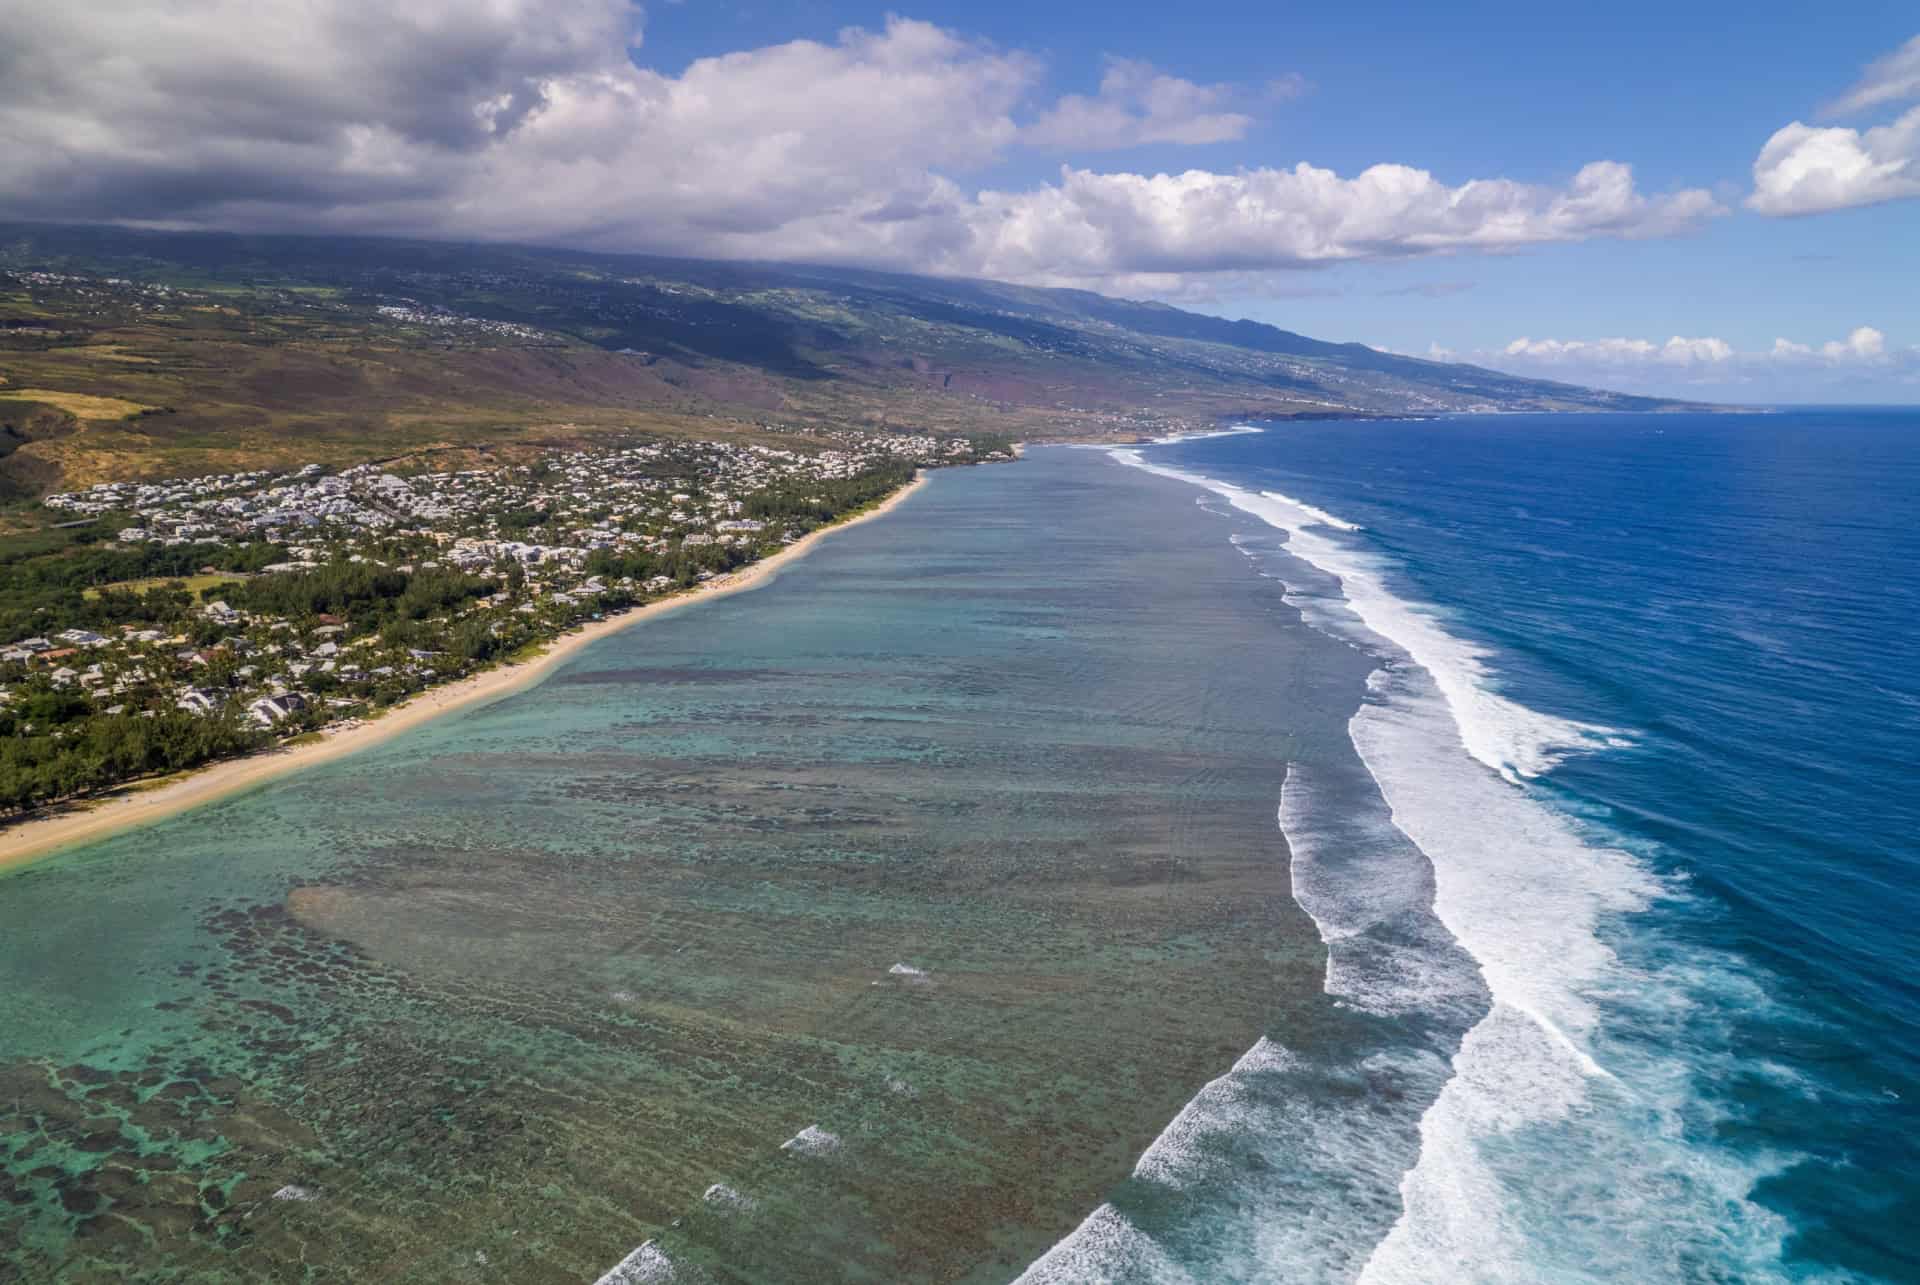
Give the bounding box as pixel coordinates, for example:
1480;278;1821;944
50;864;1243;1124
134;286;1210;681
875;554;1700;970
0;470;931;876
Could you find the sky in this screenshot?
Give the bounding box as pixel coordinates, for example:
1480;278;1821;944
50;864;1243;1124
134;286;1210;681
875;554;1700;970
0;1;1916;402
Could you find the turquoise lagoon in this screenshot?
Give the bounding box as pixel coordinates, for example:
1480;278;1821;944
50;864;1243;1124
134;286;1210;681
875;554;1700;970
1;450;1414;1283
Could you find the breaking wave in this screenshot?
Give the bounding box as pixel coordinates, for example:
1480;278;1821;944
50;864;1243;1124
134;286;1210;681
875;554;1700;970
1015;446;1803;1282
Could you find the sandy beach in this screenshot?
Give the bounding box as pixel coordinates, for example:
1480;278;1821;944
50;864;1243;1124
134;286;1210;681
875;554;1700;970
0;470;928;875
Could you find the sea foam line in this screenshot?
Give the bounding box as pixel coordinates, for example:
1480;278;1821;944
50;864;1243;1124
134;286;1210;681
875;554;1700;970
1088;444;1800;1282
1099;447;1666;1278
1148;424;1267;445
1018;752;1483;1283
1109;449;1623;782
1012;1040;1295;1285
594;1240;675;1284
1266;488;1363;532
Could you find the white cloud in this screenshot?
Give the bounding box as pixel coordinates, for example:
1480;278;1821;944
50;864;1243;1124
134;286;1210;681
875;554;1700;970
1496;327;1903;370
1823;325;1885;359
0;7;1039;248
1485;326;1919;400
1748;108;1920;215
924;161;1721;291
1664;336;1737;364
1826;34;1920;116
1023;57;1253;149
1749;34;1920;215
0;2;1723;293
1417;328;1920;398
1501;335;1734;366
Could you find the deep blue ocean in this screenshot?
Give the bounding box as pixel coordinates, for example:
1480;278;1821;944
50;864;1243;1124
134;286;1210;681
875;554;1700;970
1126;410;1920;1281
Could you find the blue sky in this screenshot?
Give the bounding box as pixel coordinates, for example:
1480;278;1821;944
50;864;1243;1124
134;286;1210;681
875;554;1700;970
633;1;1920;399
2;1;1916;400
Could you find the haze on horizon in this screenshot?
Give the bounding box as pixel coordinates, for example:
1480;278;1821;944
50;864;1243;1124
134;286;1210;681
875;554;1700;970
0;1;1915;403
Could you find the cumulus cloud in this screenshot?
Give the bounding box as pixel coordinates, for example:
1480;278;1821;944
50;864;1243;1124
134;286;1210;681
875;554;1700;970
0;2;1723;292
1749;34;1920;215
1495;327;1906;372
930;161;1721;290
1763;330;1890;362
1482;322;1920;397
1486;325;1918;399
1023;57;1253;149
1783;325;1886;360
1748;109;1920;215
0;6;1037;249
1501;335;1734;366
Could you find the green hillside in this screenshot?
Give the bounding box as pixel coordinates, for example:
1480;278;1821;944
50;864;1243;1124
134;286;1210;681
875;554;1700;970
0;222;1696;498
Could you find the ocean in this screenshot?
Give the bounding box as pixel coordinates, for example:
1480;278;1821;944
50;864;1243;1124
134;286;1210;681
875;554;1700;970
1065;409;1920;1282
1;450;1371;1282
2;411;1916;1282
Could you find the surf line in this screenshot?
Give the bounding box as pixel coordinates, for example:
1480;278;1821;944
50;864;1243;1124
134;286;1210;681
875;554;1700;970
1022;443;1654;1280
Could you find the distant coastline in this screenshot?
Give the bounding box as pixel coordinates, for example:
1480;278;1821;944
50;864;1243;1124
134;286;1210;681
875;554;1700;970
0;470;930;876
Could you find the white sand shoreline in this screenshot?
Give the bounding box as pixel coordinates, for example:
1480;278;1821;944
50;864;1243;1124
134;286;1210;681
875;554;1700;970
0;470;930;876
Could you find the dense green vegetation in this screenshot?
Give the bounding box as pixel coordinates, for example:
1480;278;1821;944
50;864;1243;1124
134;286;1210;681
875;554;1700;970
0;708;265;812
228;563;497;631
742;460;915;524
0;557;511;813
581;541;747;589
0;536;287;639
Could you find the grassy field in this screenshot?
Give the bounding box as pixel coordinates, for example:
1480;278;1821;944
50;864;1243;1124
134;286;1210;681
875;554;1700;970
1;263;834;499
81;571;248;601
1;388;154;419
30;343;160;365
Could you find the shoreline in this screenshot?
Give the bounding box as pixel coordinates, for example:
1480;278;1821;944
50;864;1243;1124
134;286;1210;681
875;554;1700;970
0;470;930;876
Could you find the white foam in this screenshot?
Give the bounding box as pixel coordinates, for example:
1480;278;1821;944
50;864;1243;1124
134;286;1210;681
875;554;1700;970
1346;668;1656;1280
1011;1038;1295;1283
1128;1038;1298;1186
1265;489;1363;532
701;1183;756;1213
1018;761;1486;1281
594;1239;675;1285
1016;1028;1455;1282
1281;763;1414;945
1103;445;1793;1282
1361;671;1653;1055
1280;762;1479;1019
1148;424;1266;445
1115;448;1652;1240
1110;448;1626;782
1359;1005;1585;1281
779;1125;841;1156
1015;1203;1200;1285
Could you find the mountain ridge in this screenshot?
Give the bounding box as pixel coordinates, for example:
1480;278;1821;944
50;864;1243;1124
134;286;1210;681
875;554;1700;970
0;222;1703;495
